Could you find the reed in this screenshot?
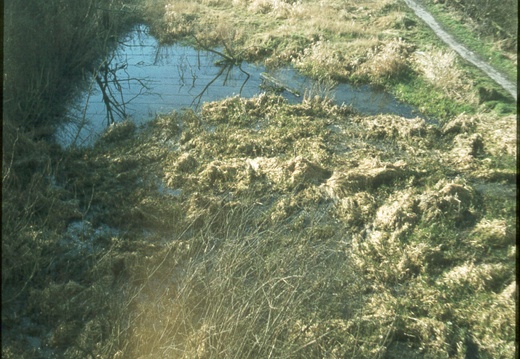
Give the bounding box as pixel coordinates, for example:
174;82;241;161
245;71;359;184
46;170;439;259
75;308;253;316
3;0;139;137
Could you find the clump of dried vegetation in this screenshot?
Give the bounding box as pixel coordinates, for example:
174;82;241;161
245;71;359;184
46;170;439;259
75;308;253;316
4;93;515;357
141;0;515;119
412;48;477;103
3;0;516;358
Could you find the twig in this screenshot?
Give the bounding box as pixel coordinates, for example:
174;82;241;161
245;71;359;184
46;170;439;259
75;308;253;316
192;34;238;64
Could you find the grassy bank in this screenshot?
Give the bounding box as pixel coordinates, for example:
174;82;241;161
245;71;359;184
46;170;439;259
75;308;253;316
8;95;514;358
141;0;515;120
3;1;139;357
419;0;517;84
2;0;516;358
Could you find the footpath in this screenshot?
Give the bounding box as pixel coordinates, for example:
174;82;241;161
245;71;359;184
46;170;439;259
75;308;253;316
404;0;517;100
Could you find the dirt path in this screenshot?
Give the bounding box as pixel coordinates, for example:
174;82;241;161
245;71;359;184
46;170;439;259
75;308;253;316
403;0;517;100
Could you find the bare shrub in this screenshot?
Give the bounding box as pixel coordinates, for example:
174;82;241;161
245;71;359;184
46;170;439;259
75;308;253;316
3;0;138;134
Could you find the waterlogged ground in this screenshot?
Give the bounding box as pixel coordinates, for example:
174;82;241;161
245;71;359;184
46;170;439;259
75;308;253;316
4;94;513;358
2;0;517;358
60;24;422;147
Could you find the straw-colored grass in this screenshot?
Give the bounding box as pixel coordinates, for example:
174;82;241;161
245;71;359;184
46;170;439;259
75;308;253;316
3;93;515;358
412;48;478;103
118;211;361;358
2;0;516;358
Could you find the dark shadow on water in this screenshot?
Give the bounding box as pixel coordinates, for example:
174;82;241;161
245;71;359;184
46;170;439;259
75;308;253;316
59;25;426;147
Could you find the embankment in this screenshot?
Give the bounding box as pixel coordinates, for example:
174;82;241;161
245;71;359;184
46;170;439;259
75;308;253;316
404;0;517;100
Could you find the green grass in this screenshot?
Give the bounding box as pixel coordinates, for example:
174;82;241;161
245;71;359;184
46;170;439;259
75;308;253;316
391;74;476;121
420;0;517;83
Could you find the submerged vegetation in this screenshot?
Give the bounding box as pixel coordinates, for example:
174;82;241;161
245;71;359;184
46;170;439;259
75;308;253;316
2;0;516;358
142;0;516;119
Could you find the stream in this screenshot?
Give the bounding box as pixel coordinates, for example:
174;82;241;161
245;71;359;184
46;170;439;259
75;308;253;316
59;25;423;147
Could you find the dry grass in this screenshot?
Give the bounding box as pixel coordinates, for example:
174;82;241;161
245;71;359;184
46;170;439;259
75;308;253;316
117;213;358;358
354;38;413;84
140;0;512;114
3;0;516;357
143;0;411;76
3;94;516;358
412;48;478;103
292;39;350;80
239;0;305;19
163;2;201;39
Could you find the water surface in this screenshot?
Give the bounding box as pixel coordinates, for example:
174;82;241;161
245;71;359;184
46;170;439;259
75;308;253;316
60;25;422;146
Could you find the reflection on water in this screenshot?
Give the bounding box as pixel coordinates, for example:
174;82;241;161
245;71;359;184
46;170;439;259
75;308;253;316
60;25;423;147
267;68;420;119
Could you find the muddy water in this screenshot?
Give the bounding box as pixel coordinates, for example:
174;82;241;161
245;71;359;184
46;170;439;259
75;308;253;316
59;25;422;147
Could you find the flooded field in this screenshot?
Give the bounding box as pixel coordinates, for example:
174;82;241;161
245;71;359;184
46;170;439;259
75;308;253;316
59;25;422;146
5;1;515;357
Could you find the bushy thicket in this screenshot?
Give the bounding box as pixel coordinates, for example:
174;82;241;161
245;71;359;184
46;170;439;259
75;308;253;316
3;2;140;357
3;0;140;289
3;0;139;137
